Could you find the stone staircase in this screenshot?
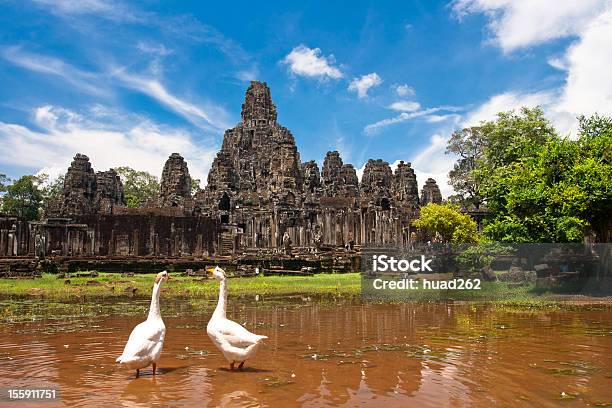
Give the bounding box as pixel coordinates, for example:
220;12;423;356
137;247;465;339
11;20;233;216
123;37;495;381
220;233;233;255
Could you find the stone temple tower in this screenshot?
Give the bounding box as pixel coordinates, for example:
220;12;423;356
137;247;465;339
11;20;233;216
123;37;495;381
159;153;192;208
420;178;443;205
195;80;445;249
201;81;303;210
241;81;277;127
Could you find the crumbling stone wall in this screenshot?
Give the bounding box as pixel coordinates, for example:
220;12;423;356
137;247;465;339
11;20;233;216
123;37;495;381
0;214;29;256
29;213;217;257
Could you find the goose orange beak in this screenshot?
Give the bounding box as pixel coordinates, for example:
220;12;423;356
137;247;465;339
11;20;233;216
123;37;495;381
206;268;215;274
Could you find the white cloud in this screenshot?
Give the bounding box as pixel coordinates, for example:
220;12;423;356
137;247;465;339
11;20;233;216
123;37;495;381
355;163;365;182
389;100;421;112
281;45;343;80
462;19;612;137
454;1;612;137
0;105;216;182
554;10;612;122
452;0;608;53
348;73;382;98
462;90;555;127
394;84;415;97
409;134;454;198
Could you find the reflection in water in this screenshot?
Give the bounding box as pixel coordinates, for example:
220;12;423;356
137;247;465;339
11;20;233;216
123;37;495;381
0;301;611;407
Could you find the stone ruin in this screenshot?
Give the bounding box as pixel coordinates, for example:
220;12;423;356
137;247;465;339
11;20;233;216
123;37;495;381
0;80;444;262
158;153;193;208
420;178;443;205
195;81;442;250
46;154;126;216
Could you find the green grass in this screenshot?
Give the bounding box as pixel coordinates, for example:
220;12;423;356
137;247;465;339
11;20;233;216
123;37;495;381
0;272;362;300
0;272;610;310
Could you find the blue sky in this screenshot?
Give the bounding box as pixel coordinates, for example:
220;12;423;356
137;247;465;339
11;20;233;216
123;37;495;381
1;0;610;196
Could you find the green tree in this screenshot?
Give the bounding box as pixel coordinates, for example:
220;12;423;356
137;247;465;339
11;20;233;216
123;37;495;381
0;173;9;193
480;113;612;242
446;127;486;209
1;175;44;220
115;166;160;208
413;203;478;243
191;178;201;195
38;174;65;211
477;107;556;168
447;108;555;212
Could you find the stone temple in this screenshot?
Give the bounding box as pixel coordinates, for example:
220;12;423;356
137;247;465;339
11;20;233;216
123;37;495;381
197;81;441;250
0;81;442;272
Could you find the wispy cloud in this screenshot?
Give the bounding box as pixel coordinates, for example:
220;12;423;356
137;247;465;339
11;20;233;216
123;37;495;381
136;42;173;57
1;46;109;96
364;106;461;134
31;0;258;83
425;113;462;123
364;108;441;134
348;73;382;98
111;68;230;131
31;0;145;23
281;45;343;80
165;16;259;82
2;47;230;132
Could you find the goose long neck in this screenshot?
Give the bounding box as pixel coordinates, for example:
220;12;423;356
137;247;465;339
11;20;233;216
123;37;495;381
147;282;162;321
213;279;227;318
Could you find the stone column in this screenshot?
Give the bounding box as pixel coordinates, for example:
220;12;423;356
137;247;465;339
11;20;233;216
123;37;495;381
133;229;139;256
0;229;7;256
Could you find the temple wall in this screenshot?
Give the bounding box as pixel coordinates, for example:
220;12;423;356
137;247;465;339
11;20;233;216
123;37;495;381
226;205;415;249
0;215;30;256
2;214;218;258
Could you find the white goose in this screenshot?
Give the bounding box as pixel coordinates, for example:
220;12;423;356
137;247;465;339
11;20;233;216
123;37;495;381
116;270;169;378
206;266;268;370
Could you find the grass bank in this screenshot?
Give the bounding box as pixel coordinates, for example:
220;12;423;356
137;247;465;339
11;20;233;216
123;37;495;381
0;273;610;309
0;272;361;300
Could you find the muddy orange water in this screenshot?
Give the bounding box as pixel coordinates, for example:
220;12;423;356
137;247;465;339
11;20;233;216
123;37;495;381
1;299;611;407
